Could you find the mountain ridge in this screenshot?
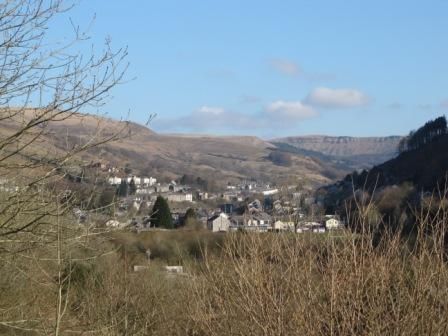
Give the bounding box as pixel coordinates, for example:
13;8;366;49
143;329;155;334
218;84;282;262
271;135;402;169
0;110;402;188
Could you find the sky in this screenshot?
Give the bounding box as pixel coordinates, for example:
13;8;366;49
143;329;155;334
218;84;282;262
49;0;448;138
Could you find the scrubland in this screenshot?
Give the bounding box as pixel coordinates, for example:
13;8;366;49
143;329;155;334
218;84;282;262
1;202;447;336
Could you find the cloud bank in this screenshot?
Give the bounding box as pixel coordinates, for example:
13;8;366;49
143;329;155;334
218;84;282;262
305;87;370;108
154;100;317;133
265;100;317;120
269;58;336;82
154;87;370;134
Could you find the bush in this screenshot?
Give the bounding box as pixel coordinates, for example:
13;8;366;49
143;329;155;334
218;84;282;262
268;150;292;167
151;196;173;229
190;223;448;335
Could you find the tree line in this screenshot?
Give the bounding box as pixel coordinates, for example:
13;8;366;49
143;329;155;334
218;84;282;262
116;178;137;197
398;116;447;153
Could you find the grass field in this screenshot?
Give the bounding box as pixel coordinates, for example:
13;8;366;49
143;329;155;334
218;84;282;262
1;212;447;335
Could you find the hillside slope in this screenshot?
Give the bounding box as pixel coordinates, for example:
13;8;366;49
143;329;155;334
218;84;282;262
272;135;402;169
350;134;448;191
0;111;345;187
320;118;448;231
320;124;448;210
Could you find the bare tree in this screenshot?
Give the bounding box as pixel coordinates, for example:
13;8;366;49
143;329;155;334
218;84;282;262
0;0;129;241
0;1;131;333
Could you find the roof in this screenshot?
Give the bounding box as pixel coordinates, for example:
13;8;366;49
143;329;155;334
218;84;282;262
208;215;220;222
248;211;272;221
208;213;228;222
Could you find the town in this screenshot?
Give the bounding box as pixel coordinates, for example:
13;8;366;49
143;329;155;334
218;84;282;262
1;1;447;335
70;162;344;234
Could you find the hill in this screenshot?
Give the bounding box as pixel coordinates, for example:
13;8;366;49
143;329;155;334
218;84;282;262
344;133;448;192
272;135;402;170
320;116;448;226
0;110;349;188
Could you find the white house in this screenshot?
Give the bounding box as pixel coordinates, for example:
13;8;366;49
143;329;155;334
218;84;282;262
166;193;193;202
108;177;122;185
325;217;342;230
208;213;230;232
262;189;279;196
246;213;272;227
136;187;156;195
143;177;157;186
126;176;141;185
296;221;323;233
198;192;208;200
272;220;294;231
313;227;326;233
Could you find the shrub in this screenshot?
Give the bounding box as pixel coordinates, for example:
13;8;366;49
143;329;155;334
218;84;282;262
268;151;292;167
150;196;173;229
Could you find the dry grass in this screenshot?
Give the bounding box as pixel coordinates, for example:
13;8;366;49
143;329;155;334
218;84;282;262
1;201;448;335
188;198;448;336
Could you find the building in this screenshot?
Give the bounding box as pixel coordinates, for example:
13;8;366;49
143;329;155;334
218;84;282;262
313;227;326;233
126;176;141;185
166;193;193;202
136;186;156;195
234;211;272;232
108;177;122;185
222;192;238;202
220;203;234;214
198;192;208;200
262;189;279;196
272;220;294;232
246;212;272;227
297;221;324;233
208;213;230;232
143;177;157;186
109;176;157;187
325;216;343;230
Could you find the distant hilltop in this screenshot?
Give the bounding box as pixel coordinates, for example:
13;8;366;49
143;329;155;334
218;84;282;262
0;108;404;187
271;135;402;170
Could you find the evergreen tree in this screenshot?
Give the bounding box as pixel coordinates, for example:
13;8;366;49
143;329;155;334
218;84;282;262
185;208;196;219
151;196;173;229
117;180;128;197
182;208;196;227
129;178;137;195
404;116;447;152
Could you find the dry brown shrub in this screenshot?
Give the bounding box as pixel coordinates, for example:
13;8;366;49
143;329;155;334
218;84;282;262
188;203;448;336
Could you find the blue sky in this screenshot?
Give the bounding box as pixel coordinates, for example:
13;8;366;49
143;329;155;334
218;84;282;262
52;0;448;138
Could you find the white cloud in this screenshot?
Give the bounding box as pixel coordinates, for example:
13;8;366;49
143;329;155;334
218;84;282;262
305;87;370;108
154;105;260;132
269;58;301;77
197;105;226;116
269;58;336;82
154;99;319;133
265;100;317;120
